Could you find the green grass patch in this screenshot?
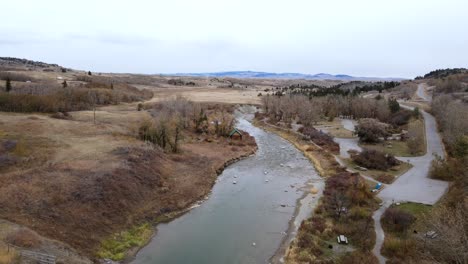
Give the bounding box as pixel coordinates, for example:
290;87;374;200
344;159;412;183
360;140;412;157
96;223;152;261
359;118;426;157
395;202;431;217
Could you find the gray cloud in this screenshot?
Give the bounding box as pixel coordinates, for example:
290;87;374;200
1;0;467;78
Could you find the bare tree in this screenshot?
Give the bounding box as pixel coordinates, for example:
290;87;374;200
88;90;98;124
330;192;350;219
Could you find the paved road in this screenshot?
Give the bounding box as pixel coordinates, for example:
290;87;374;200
371;85;448;263
416;83;432;102
327;103;448;263
333;119;361;158
341;119;356;131
378;109;447;204
372;204;388;264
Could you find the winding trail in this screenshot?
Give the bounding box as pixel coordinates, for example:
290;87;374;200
416;83;432;102
333;86;449;263
371;84;448;263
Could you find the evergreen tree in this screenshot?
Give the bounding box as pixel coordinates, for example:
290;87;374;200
413;107;420;119
388;98;400;113
5;77;11;92
88;71;92;76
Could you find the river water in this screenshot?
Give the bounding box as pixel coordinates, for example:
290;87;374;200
132;113;323;264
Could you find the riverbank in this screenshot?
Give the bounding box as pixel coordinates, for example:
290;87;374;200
0;100;259;262
118;144;258;263
253;119;341;178
131;115;324;264
254;118;380;263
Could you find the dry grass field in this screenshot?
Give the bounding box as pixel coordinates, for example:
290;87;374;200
0;59;347;261
140;85;263;105
0;62;269;261
0;103;257;260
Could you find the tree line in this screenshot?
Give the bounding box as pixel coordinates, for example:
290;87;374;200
274;81;399;97
138;97;236;153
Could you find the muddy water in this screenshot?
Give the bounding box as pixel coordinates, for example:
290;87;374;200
132;113;323;264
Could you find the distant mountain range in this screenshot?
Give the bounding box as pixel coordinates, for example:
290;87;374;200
172;71;404;81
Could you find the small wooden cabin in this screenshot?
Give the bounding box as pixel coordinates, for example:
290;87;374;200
229;128;243;140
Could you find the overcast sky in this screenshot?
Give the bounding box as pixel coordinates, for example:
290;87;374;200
1;0;467;78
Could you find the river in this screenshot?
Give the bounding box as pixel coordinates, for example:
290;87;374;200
131;111;324;264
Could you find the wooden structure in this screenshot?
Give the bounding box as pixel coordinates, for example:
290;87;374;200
7;243;56;264
229;128;243;140
337;235;349;244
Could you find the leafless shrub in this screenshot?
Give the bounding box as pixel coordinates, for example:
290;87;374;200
382;207;414;233
355;118;391;143
352;149;399;171
432;95;468;156
6;229;41;248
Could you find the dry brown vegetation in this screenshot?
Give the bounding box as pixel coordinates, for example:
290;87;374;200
0;246;18;264
285;171;379;263
351;149;400;171
256;93;384;263
0;92;256;261
0;83;152;113
5;229;41;248
431;95;468;157
379;75;468;264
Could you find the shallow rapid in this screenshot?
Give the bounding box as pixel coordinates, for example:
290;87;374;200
132;112;323;264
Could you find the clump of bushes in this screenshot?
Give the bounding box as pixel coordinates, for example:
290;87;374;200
388;110;412;126
299;126;339;152
0;93;66;112
382;207;415;233
288;171;378;263
338;250;379;264
375;174;395;184
382;235;416;259
429;155;462;181
6;229;41;248
168;79;195;86
138;98;242;152
351;149;399;170
355;118;391;143
299;216;326;236
138;118;181;153
0;86;152;113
